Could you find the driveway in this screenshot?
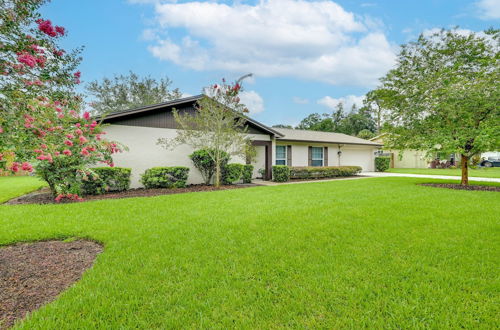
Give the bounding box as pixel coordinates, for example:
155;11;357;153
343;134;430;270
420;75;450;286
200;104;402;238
364;172;500;183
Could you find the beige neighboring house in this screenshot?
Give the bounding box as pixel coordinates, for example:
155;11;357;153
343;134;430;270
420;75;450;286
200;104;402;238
101;95;382;188
370;133;429;168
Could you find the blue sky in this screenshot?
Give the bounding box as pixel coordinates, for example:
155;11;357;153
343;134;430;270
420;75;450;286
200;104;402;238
41;0;499;126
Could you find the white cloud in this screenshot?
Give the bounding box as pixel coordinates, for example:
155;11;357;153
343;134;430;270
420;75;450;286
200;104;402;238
317;94;365;111
145;0;396;87
475;0;500;20
239;90;264;115
292;96;309;104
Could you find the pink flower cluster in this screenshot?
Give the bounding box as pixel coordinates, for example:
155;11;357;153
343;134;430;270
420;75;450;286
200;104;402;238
10;162;33;172
17;52;47;68
55;193;83;203
36;19;65;37
17;53;37;67
74;71;81;84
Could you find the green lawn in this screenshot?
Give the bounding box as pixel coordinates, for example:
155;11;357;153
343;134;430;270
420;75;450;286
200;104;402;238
0;176;46;203
1;176;499;328
388;167;500;178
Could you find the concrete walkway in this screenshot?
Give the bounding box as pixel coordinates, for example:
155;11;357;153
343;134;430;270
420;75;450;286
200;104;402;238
363;171;500;183
255;172;500;186
254;176;368;186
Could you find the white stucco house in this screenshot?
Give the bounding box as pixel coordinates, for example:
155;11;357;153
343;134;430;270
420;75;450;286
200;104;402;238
101;95;382;188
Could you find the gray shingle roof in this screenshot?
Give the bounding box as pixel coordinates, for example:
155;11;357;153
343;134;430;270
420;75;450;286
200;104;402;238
274;128;382;146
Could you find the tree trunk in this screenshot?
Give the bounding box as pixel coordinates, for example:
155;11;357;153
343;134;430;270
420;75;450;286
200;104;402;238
214;153;220;188
460;154;469;186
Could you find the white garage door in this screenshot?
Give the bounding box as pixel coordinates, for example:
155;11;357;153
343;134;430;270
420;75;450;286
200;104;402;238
340;148;374;172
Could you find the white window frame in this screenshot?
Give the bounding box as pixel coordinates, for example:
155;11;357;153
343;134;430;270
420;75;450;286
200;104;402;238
311;147;323;167
275;145;287;165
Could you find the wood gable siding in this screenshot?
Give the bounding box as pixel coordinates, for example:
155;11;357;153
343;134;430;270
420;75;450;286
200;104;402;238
106;105;266;135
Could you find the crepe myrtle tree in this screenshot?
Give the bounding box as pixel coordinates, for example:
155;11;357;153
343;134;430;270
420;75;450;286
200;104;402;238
1;0;83;158
14;98;123;200
157;79;251;187
0;0;122;201
373;28;499;185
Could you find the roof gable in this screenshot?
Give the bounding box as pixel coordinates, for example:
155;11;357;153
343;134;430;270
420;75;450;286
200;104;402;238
99;95;282;137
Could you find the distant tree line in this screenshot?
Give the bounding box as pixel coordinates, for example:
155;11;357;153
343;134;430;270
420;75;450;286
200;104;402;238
272;100;379;139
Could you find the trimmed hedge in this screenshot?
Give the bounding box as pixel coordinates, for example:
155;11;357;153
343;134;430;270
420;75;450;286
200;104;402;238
222;163;244;185
141;166;189;189
82;167;131;195
272;165;290;182
290;166;362;179
375;156;391;172
242;164;254;183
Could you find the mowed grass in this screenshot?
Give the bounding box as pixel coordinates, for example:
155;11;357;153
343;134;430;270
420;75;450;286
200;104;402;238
388;167;500;178
1;177;499;329
0;176;46;203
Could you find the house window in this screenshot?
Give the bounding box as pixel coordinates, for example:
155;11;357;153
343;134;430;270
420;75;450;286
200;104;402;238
311;147;323;166
276;145;287;165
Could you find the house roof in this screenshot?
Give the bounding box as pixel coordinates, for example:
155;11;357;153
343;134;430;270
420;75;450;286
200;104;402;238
97;95;284;137
274;128;383;146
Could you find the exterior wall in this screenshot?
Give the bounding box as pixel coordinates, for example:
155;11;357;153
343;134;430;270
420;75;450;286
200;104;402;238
392;150;428;168
274;141;377;172
106;124;270;188
371;136;428;169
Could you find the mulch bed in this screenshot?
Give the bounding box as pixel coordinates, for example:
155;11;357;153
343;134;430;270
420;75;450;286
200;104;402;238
5;183;260;205
0;240;103;329
420;183;500;192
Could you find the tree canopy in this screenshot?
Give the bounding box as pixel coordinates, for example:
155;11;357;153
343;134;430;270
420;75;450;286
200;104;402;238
86;71;182;115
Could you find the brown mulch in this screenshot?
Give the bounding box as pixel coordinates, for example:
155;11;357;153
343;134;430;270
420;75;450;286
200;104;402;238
5;183;260;205
420;183;500;192
0;240;103;329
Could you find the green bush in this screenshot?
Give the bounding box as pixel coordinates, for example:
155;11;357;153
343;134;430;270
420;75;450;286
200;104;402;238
141;167;189;189
82;167;131;195
221;163;244;185
272;165;290;182
375;157;391;172
242;164;254;183
289;166;362;179
189;149;230;185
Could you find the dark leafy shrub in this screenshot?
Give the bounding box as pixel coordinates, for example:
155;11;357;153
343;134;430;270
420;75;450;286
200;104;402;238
222;163;244;185
375;156;391;172
189;149;230;184
289;166;362;179
141;167;189;189
272;165;290;182
242;164;254;183
82;167;131;195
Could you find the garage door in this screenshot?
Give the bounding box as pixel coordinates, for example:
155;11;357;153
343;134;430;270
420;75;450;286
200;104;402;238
340;148;374;172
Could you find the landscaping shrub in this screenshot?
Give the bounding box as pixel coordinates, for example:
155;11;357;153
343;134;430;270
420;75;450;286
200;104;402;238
141;167;189;189
375;156;391;172
289;166;362;179
82;167;131;195
242;164;254;183
272;165;290;182
222;163;244;185
189;149;230;185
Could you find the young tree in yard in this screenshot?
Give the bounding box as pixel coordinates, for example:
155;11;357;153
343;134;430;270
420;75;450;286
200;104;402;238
373;28;499;185
0;0;122;200
157;80;250;187
86;71;182;115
